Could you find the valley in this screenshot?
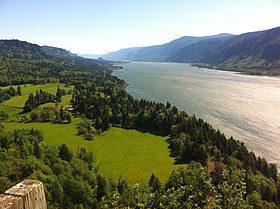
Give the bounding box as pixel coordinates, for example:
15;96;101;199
2;1;280;208
0;37;279;208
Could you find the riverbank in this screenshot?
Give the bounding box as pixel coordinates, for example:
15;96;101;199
192;62;280;76
113;61;280;167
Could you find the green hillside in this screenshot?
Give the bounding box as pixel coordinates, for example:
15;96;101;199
0;39;279;208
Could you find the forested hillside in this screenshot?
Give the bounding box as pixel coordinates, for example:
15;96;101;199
104;26;280;75
0;40;280;208
0;40;47;60
41;46;79;59
171;27;280;75
103;34;233;61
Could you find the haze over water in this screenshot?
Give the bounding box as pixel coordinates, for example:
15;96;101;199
113;62;280;167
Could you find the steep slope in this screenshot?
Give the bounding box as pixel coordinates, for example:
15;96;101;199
103;34;233;61
0;40;47;60
134;33;233;61
171;27;280;73
169;37;228;63
0;39;110;86
104;26;280;74
214;27;280;71
41;46;79;59
103;47;144;61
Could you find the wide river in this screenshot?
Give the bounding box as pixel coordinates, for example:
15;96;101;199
112;62;280;167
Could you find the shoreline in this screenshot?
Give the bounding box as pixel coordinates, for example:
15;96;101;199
110;60;280;77
112;61;280;169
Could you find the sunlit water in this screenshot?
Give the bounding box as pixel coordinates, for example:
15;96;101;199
112;62;280;167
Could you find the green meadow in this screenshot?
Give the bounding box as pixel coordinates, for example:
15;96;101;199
3;121;176;183
0;105;22;115
1;83;177;183
0;83;73;117
2;83;73;108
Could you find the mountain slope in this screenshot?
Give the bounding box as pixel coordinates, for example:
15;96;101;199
0;40;47;60
0;39;111;86
103;33;234;61
103;47;144;61
168;38;227;63
104;26;280;75
41;46;79;59
171;26;280;73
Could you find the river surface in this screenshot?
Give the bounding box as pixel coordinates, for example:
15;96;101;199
112;62;280;167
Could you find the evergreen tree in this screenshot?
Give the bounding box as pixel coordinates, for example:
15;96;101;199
33;140;42;158
58;144;73;162
56;86;63;103
17;85;22;95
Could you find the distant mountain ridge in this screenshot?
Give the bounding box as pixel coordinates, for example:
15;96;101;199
0;40;120;73
78;54;104;59
103;26;280;75
171;27;280;73
103;33;234;61
0;40;82;60
41;46;79;59
0;39;47;60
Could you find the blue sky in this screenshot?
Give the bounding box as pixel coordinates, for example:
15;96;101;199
0;0;279;54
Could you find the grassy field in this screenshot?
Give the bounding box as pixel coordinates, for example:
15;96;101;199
1;83;177;183
2;83;73;108
0;104;22;115
0;83;73;117
2;120;176;183
92;128;176;183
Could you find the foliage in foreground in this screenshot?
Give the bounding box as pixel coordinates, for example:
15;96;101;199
0;128;279;208
0;126;252;208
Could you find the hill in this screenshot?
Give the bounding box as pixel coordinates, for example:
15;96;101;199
0;39;111;87
103;34;233;61
0;39;47;60
41;45;79;59
103;46;144;61
104;26;280;75
171;27;280;74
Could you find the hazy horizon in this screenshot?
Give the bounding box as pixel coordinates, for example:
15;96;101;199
1;0;280;54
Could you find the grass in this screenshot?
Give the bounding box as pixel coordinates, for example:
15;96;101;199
0;104;22;115
2;83;73;108
92;128;176;183
2;120;176;183
1;83;73;120
1;83;177;183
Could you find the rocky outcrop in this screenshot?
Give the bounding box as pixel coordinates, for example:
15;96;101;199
0;180;47;209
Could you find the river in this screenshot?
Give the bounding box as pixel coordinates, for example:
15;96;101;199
112;62;280;167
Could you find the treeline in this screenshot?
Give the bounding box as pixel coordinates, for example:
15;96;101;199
29;106;72;124
1;127;277;208
0;55;115;87
72;82;280;207
23;87;68;113
0;85;22;103
23;89;57;113
20;86;72;123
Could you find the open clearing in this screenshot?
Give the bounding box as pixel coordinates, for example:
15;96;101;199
2;121;176;183
1;83;176;183
2;83;73;108
0;83;73;117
